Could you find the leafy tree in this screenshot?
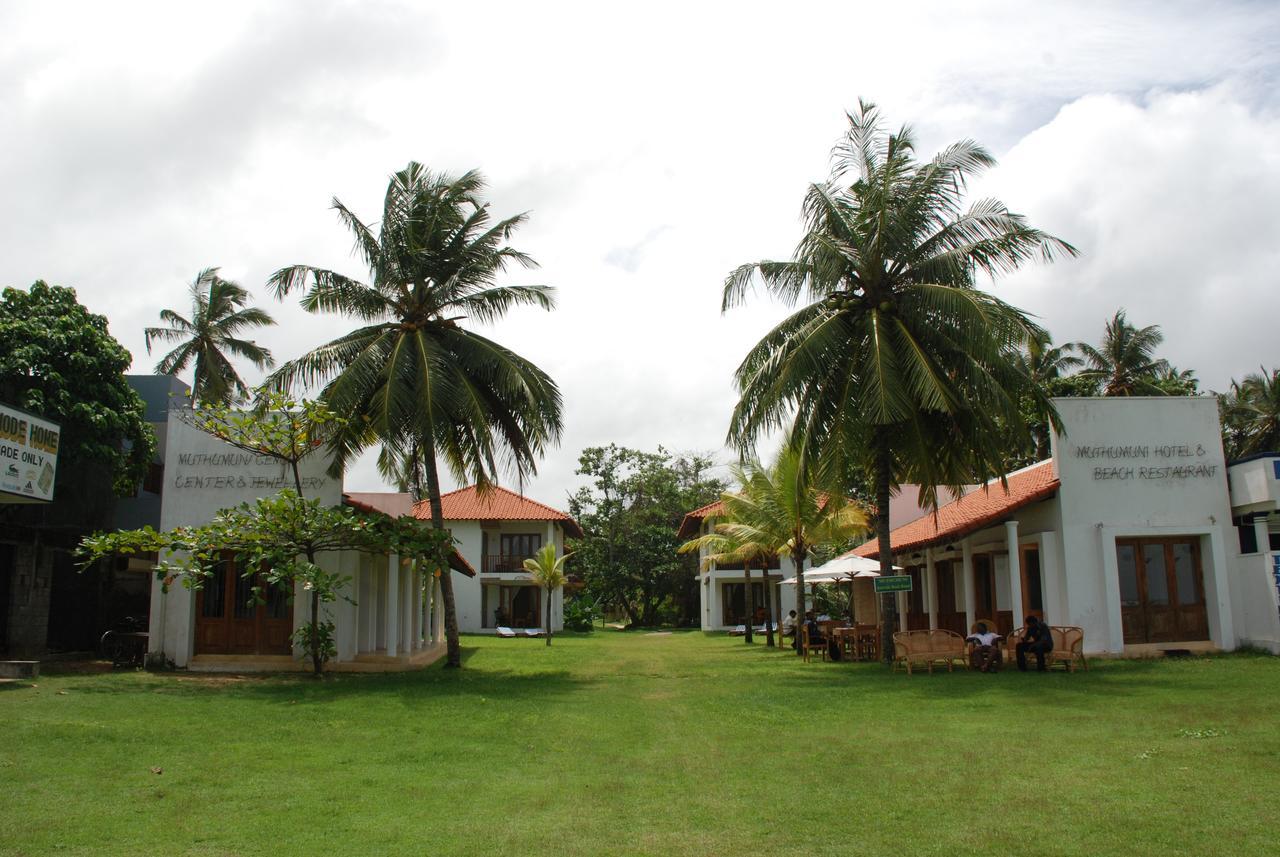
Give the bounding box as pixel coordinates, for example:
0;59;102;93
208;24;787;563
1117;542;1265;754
1074;309;1171;396
1152;365;1200;397
0;282;155;504
1220;367;1280;458
1009;335;1091;466
721;102;1074;660
523;543;571;646
144;268;276;406
569;445;725;627
708;447;868;656
267;163;562;668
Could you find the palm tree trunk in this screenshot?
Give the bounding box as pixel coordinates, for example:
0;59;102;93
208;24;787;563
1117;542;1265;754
793;545;806;656
545;587;552;647
875;431;897;664
743;563;754;644
420;434;462;668
762;560;775;647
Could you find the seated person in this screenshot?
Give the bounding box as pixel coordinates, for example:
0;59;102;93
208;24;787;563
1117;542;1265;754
965;622;1002;672
781;610;798;637
1016;615;1054;672
803;611;826;645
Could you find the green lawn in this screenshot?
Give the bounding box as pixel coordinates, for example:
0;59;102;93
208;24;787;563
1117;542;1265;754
2;633;1277;856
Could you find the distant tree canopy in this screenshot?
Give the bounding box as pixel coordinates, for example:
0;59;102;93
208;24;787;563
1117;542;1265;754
0;282;155;510
567;445;725;627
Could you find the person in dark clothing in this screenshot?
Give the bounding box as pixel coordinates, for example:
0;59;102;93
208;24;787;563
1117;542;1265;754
1016;615;1053;671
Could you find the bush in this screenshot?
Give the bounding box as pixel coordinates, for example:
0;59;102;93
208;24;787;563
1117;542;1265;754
563;596;598;632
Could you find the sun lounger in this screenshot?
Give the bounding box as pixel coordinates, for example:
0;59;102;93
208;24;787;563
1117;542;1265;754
523;628;545;637
728;624;747;636
496;627;517;637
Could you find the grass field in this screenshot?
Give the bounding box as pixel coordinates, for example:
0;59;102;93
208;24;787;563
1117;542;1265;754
2;632;1277;856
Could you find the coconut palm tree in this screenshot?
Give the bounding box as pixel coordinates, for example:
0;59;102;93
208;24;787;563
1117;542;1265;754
707;448;868;656
722;102;1075;661
678;503;778;646
144;268;276;405
523;543;571;647
267;163;563;668
1223;367;1280;457
1075;310;1170;396
1015;333;1083;460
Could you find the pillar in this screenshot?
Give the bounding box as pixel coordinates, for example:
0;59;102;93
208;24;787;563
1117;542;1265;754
1007;520;1024;630
896;589;907;632
962;539;976;633
925;549;939;630
386;553;399;657
412;566;422;651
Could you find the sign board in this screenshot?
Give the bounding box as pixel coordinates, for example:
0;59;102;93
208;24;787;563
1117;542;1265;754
873;575;913;594
0;403;60;503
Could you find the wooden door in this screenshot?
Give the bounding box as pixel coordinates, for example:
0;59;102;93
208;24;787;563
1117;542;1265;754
1116;538;1208;644
972;554;996;622
934;560;964;634
905;566;928;630
194;553;293;655
1170;540;1208;640
1020;545;1045;622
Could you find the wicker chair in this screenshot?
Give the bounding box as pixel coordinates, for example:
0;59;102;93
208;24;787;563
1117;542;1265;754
892;629;966;675
1006;625;1088;672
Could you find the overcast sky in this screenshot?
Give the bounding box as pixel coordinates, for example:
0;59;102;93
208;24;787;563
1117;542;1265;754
3;1;1279;508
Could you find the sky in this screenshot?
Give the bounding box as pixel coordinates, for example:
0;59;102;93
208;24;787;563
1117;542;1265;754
2;1;1279;509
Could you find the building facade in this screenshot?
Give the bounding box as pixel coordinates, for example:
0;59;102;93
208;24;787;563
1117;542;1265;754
849;397;1280;656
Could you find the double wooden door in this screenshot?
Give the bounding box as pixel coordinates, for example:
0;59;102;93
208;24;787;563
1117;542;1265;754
194;553;293;655
1116;538;1208;644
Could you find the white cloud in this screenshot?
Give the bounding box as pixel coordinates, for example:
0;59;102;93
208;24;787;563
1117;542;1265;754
1;0;1278;506
978;86;1280;392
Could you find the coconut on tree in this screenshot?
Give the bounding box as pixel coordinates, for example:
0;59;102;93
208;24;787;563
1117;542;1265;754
144;267;276;406
721;101;1076;661
267;163;563;668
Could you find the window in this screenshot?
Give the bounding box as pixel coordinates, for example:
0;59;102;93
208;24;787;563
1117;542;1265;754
500;533;541;561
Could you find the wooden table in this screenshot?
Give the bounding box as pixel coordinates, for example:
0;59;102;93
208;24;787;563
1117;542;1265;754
832;625;880;662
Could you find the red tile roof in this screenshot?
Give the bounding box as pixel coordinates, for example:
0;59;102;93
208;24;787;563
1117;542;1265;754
411;485;583;539
341;494;476;576
850;460;1059;560
677;499;724;540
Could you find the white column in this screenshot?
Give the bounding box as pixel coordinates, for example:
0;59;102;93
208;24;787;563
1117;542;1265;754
386;553;399;657
896;589;907;632
962;539;976;633
1007;520;1024;630
432;574;444;644
1254;518;1271;558
1099;528;1125;654
925;549;939;630
401;561;412;654
1205;529;1236;650
412;566;422;651
1040;532;1064;624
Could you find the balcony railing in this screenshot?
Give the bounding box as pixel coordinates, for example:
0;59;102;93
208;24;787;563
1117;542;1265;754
483;554;533;574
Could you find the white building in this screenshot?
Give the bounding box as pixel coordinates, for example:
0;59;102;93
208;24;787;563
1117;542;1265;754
844;397;1280;656
403;485;582;634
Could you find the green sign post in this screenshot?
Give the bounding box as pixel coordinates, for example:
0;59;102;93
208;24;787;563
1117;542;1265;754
873;575;913;594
